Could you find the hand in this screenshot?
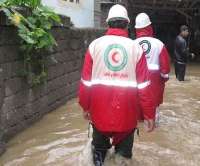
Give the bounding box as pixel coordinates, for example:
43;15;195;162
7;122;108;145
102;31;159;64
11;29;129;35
191;53;196;59
144;119;155;132
83;111;91;121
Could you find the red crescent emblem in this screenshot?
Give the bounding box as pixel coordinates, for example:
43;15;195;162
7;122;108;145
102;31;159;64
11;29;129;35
142;44;146;51
111;52;119;63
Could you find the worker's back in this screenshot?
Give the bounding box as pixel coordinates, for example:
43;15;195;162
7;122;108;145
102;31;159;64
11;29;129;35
89;35;143;85
79;28;153;132
135;37;164;71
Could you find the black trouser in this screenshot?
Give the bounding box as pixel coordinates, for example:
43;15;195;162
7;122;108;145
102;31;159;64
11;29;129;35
91;127;135;165
175;62;186;81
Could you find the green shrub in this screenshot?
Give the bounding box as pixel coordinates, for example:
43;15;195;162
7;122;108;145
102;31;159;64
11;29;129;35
0;0;61;87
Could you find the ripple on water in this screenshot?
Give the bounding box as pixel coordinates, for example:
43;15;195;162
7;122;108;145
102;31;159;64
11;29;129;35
1;70;200;166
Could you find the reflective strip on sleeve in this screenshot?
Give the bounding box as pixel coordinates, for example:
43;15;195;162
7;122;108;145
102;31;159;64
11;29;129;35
160;73;169;79
81;79;150;89
177;61;186;65
138;81;151;89
148;64;159;70
81;79;138;88
81;79;92;87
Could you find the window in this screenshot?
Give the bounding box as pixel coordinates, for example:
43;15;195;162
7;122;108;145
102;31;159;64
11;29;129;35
61;0;79;3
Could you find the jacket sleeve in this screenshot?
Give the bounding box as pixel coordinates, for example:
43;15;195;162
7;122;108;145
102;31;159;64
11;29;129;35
179;40;188;57
175;37;188;61
78;49;93;112
136;52;156;120
159;46;171;81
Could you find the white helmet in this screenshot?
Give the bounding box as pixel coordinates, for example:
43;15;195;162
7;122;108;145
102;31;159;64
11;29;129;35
106;4;130;23
135;13;151;29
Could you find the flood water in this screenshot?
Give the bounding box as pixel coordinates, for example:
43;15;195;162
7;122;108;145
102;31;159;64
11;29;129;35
0;64;200;166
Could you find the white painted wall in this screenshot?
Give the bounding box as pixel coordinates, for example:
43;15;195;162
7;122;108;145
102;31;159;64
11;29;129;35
42;0;94;28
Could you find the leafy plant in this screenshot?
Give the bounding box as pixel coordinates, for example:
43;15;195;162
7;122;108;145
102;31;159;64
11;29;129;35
0;0;41;9
0;0;61;87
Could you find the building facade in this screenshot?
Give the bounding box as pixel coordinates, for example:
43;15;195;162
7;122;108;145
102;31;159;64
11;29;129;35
42;0;101;28
41;0;128;28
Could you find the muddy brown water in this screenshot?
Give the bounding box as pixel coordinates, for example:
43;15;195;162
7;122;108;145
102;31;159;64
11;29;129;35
0;64;200;166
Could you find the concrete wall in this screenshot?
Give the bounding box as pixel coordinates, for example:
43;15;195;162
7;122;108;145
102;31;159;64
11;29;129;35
94;0;101;28
0;25;104;154
42;0;95;28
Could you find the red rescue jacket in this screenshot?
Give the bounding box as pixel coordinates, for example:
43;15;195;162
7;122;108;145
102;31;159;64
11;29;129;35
136;25;171;107
79;28;156;132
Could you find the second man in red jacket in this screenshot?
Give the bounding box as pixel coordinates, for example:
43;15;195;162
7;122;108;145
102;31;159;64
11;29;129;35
135;13;171;124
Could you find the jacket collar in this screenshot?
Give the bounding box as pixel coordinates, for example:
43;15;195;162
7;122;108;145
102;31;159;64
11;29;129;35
136;25;154;38
106;28;128;37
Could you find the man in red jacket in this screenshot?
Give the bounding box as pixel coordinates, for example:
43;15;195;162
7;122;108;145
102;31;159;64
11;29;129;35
135;13;171;124
79;5;156;166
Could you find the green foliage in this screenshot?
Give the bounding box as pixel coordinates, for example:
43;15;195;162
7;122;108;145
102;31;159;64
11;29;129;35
1;0;41;9
0;0;61;87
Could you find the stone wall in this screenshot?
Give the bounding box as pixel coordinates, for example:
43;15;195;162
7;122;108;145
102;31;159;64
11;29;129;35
0;25;104;154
